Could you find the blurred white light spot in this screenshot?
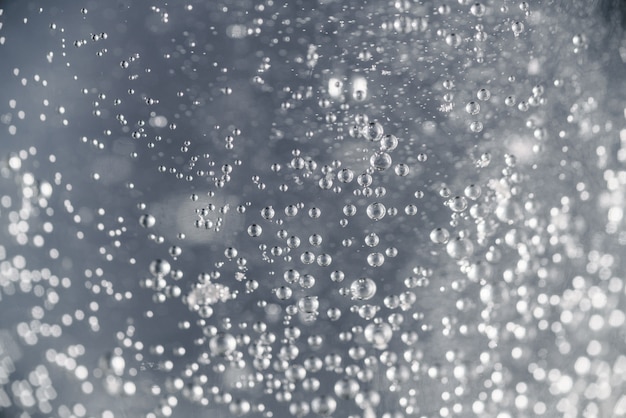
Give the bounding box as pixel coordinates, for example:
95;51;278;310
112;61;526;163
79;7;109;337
149;115;168;128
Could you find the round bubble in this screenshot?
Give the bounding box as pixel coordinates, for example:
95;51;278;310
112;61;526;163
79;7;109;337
366;203;386;221
350;277;377;300
370;152;392;171
209;332;237;356
430;228;450;244
139;214;156;228
149;259;171;277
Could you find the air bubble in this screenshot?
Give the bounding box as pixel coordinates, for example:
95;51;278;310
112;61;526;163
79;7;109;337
511;21;524;37
446;237;475;259
465;101;480;115
363;122;384;141
209;332;237;356
247;224;263;237
139;214;156;228
366;203;386;221
380;134;399;151
367;252;385;267
477;88;491;100
370;151;392;171
430;228;450;244
150;259;171;277
350;278;377;300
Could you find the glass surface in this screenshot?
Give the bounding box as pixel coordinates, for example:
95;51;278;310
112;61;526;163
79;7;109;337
1;1;626;417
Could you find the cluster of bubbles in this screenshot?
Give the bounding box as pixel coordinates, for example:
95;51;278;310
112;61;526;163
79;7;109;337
1;0;626;417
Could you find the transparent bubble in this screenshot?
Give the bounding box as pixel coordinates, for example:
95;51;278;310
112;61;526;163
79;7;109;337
495;200;523;224
364;323;393;349
511;21;524;37
337;168;354;183
317;254;333;267
285;205;299;217
370;152;392;171
330;270;345;283
311;395;337;417
366;203;386;221
467;261;493;282
465;101;480;115
464;184;482;200
445;33;462;47
477;88;491;101
225;247;238;259
309;207;322;218
261;206;275;220
446;237;475;259
405;204;418;215
150;259;171;277
363;122;384;141
169;245;182;258
449;196;468;212
229;399;251;416
327;307;342;321
572;33;587;47
364;233;380;247
350;278;377;300
139;213;156;228
367;252;385;267
209;332;237;356
430;228;450;244
505;95;517;106
357;173;373;187
247;224;263;237
283;269;300;283
297;296;319;314
275;286;293;300
470;121;483;132
380;134;399;151
334;378;360;399
394;163;410;176
343;204;357;216
470;3;486;17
